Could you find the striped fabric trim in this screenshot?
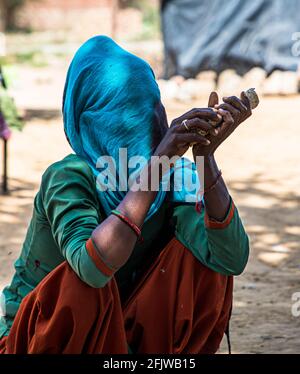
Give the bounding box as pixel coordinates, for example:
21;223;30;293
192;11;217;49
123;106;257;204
85;238;115;277
204;200;235;229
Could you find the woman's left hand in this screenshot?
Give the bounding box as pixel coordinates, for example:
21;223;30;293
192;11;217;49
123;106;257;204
193;91;252;158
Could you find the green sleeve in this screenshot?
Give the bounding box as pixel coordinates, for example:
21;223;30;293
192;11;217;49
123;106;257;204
40;155;112;288
173;200;249;276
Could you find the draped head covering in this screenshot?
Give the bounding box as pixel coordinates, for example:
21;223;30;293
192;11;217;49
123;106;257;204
63;36;199;220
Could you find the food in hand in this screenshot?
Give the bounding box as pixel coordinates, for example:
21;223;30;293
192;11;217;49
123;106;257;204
244;87;259;109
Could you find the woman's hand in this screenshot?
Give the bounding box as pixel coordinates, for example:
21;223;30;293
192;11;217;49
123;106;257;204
193;91;252;158
154;108;220;158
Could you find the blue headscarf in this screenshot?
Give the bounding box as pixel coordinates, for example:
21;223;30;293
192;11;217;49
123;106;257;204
63;36;199;219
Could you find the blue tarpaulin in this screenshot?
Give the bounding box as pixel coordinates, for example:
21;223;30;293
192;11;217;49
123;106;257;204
161;0;300;78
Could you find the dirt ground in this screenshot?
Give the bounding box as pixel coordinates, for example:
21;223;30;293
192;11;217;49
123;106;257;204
0;59;300;353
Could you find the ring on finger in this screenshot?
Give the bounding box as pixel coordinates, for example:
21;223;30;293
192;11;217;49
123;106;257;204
181;119;189;131
197;129;208;137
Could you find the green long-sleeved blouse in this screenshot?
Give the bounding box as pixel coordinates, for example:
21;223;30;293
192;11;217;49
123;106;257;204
0;154;249;339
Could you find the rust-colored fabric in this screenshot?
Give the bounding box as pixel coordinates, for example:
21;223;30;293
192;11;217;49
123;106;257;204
205;200;235;229
0;336;6;354
0;237;233;354
123;237;233;353
85;238;115;277
3;263;128;354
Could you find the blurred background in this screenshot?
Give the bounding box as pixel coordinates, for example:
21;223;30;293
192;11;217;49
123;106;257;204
0;0;299;354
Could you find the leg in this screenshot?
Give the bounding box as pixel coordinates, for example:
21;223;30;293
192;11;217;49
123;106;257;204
3;262;128;354
123;237;233;354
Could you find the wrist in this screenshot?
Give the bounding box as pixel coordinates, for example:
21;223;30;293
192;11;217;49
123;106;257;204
193;145;215;162
204;154;217;169
203;154;220;185
204;154;215;163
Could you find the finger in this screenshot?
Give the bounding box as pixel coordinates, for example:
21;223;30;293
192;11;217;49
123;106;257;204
175;133;211;146
241;91;252;112
215;103;239;117
189;118;219;136
176;118;218;136
216;109;234;128
179;108;220;122
217;122;231;136
223;96;248;112
208;91;219;108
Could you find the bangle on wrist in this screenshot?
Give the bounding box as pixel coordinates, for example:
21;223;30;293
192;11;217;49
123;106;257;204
195;170;222;213
111;209;144;243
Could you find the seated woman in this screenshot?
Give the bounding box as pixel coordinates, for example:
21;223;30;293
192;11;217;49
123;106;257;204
0;36;251;354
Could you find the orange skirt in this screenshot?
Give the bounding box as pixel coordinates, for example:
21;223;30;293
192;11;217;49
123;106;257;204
0;237;233;354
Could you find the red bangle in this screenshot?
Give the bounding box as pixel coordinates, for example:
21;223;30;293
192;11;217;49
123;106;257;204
111;209;143;243
195;170;222;214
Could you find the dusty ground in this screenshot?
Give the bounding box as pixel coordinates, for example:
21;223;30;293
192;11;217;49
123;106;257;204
0;51;300;353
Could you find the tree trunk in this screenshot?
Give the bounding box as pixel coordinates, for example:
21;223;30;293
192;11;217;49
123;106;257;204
0;0;7;32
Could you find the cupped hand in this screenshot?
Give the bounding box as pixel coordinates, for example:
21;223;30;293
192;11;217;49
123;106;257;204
193;91;252;158
154;107;220;158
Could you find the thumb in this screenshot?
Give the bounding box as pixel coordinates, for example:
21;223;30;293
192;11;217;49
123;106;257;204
208;91;219;108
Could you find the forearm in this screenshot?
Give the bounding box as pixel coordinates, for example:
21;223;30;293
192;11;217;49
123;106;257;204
202;155;231;222
91;163;157;269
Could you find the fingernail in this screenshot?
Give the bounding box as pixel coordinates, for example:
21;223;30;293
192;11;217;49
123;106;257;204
206;139;211;145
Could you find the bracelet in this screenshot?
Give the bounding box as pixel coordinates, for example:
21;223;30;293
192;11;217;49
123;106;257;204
111;209;143;243
195;170;222;214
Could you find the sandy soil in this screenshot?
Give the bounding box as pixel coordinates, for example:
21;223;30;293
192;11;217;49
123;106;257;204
0;63;299;353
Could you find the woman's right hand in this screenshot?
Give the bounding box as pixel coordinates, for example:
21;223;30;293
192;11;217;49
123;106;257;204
153;108;221;158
